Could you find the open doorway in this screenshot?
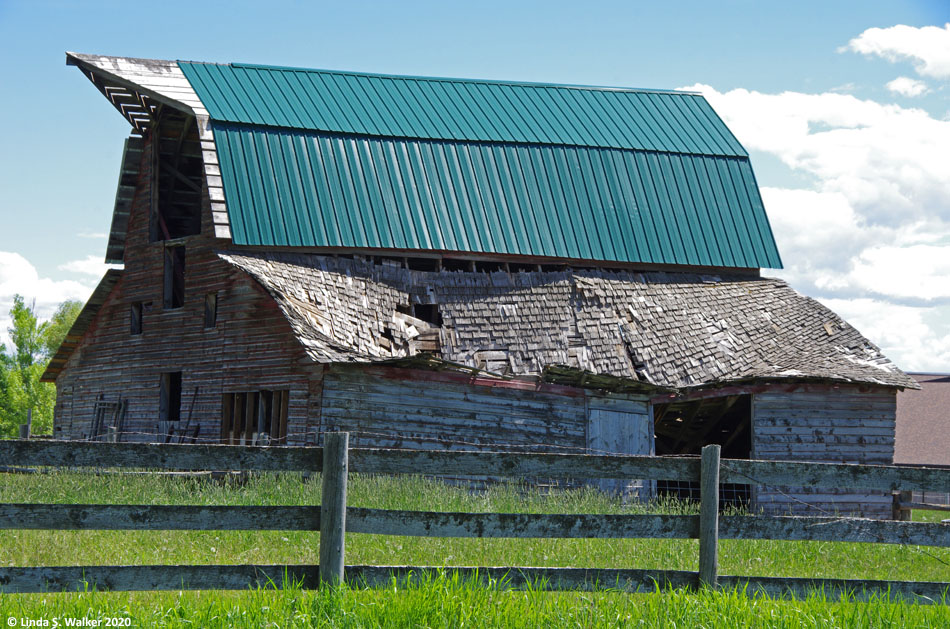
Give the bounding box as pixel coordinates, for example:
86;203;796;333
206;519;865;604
653;394;752;507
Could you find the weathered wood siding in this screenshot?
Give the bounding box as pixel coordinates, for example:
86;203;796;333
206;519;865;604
321;365;589;452
752;386;897;518
53;133;319;445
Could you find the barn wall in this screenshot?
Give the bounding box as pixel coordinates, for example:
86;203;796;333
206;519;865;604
320;364;652;493
53;133;319;445
321;364;589;452
752;385;897;518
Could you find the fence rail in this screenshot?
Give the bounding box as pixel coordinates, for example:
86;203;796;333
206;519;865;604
1;436;949;602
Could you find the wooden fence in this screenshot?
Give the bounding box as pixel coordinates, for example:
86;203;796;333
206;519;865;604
2;435;950;602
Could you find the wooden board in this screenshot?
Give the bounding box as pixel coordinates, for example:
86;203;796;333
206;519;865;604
3;564;947;602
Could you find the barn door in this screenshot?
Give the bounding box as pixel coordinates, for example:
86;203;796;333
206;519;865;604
587;404;653;498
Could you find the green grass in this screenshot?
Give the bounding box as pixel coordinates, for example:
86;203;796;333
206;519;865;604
1;471;949;627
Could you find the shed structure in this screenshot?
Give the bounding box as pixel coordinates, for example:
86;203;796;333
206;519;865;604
46;53;917;517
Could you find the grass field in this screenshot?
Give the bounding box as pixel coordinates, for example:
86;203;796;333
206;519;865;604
1;471;949;627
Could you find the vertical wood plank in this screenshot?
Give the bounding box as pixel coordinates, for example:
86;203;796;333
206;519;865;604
232;394;244;446
319;432;349;587
243;392;256;445
221;393;233;443
278;390;289;444
699;444;720;589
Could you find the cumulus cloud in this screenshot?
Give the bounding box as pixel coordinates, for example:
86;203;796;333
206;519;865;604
683;83;950;230
845;23;950;79
819;298;950;373
0;252;103;351
58;255;121;277
681;81;950;370
885;76;930;97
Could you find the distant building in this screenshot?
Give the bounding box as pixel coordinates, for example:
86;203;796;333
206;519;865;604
44;53;918;517
895;373;950;466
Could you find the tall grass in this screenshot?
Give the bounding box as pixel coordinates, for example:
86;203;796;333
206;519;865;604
1;471;949;626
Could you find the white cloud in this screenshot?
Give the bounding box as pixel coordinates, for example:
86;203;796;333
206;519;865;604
0;252;100;351
682;82;950;371
845;23;950;79
77;231;108;239
885;76;929;97
58;255;121;277
818;298;950;373
682;84;950;230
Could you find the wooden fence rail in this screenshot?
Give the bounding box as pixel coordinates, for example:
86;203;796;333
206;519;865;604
1;435;949;603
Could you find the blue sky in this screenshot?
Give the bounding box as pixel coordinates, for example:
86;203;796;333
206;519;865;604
0;0;948;370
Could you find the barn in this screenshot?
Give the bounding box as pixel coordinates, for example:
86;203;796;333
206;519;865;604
44;53;917;517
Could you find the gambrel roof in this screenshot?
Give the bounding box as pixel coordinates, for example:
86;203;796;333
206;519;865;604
69;53;782;270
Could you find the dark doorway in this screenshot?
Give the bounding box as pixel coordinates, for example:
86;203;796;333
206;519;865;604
653;394;752;507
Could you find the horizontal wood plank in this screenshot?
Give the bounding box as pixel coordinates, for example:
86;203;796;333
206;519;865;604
0;440;321;472
3;564;947;603
0;504;320;531
5;505;948;548
5;440;950;492
721;459;950;493
348;448;700;481
347;509;696;539
719;515;950;548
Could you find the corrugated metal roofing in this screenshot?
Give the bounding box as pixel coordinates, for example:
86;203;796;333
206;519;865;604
179;61;747;157
213;123;782;268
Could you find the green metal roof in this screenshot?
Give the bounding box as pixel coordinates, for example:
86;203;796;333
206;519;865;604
179;62;747;157
178;61;781;269
213;124;781;268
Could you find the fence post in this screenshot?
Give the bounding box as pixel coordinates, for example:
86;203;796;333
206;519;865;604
19;408;32;439
698;444;720;589
898;490;913;522
319;432;349;587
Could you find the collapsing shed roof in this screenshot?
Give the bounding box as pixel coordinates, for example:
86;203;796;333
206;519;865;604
221;252;916;390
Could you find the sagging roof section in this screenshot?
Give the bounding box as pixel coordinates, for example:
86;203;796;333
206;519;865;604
179;61;747;156
41;269;123;383
221;252;916;390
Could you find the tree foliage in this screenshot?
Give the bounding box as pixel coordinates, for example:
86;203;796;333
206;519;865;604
0;296;82;437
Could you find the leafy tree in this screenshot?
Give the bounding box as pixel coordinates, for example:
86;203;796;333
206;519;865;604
42;300;82;358
9;295;47;370
0;295;82;436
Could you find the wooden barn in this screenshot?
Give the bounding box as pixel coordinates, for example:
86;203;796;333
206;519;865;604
45;53;918;517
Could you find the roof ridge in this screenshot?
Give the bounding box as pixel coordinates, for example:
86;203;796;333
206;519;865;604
181;59;698;96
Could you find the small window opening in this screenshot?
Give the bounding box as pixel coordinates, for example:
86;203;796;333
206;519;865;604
475;260;505;273
130;302;143;335
509;262;542;273
221;390;289;445
440;258;472;272
412;304;443;327
204;293;218;328
406;257;441;272
159;372;182;423
163;246;185;309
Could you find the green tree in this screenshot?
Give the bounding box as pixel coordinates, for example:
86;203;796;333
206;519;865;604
42;300;82;358
0;296;82;436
